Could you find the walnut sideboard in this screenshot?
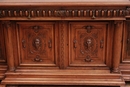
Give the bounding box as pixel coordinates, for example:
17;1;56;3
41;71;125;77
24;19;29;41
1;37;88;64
0;0;130;87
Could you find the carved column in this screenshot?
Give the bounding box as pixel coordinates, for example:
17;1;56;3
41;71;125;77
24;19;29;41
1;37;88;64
2;21;15;71
112;21;123;73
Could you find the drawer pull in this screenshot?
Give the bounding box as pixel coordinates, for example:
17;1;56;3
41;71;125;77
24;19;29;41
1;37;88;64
48;40;52;48
127;39;130;43
33;55;43;62
84;55;93;62
100;40;104;48
73;40;77;48
22;40;26;48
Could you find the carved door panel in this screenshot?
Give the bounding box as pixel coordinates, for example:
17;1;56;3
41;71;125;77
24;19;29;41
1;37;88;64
69;22;107;66
17;22;57;67
122;21;130;62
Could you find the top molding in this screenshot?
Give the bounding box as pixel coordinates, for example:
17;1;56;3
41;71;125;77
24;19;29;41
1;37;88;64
0;1;130;7
0;0;129;2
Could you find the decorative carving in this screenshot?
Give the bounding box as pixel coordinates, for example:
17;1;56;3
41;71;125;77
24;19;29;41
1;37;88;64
33;38;41;50
48;39;52;48
92;10;96;19
22;40;26;48
56;10;66;17
0;8;127;18
100;40;104;48
73;40;77;48
19;23;55;65
83;37;95;53
84;55;93;62
33;55;43;62
84;38;92;51
76;26;99;59
80;50;84;54
60;22;65;68
28;34;46;55
32;26;40;33
20;24;54;61
83;26;93;33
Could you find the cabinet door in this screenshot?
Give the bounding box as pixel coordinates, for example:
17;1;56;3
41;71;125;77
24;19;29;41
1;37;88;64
69;22;107;66
17;22;57;67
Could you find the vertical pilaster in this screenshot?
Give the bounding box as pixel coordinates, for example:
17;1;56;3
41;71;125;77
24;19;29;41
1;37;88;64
2;21;15;71
59;21;68;69
112;21;123;73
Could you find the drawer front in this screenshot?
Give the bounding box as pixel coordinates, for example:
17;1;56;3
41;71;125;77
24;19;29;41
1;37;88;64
17;22;57;67
69;22;107;66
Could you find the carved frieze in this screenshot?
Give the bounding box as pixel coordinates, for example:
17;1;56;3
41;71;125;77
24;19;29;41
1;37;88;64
0;8;128;19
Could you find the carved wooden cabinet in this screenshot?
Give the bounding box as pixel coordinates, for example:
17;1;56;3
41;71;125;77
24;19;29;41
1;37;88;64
0;0;130;87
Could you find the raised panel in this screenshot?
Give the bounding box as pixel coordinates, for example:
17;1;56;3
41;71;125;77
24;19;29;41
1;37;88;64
69;22;107;66
16;22;57;67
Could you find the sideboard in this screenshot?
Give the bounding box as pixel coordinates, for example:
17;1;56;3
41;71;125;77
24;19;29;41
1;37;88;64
0;0;130;87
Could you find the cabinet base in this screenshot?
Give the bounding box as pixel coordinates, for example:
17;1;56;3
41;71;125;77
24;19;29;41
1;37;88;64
1;70;125;86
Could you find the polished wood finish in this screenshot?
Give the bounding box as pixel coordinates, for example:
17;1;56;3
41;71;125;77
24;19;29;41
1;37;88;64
0;0;130;87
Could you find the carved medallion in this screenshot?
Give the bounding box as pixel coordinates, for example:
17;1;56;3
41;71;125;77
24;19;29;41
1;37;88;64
33;38;42;51
84;38;93;51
